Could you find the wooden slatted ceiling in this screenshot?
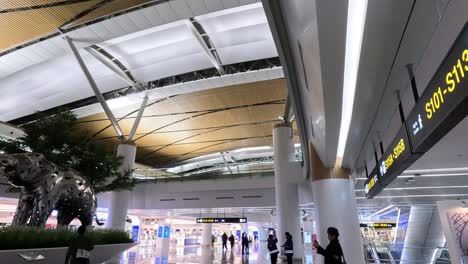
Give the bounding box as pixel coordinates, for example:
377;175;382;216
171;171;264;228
75;78;288;167
0;0;154;52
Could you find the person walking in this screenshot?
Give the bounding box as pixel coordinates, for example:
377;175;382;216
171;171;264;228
241;232;249;254
65;225;94;264
313;227;345;264
229;234;235;249
267;234;279;264
222;232;228;251
281;232;294;264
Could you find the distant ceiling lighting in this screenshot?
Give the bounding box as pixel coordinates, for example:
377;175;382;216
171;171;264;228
368;205;394;218
336;0;368;167
356;194;468;199
232;146;272;153
404;167;468;174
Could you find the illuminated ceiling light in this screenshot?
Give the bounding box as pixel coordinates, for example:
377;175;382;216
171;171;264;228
367;205;394;218
232;146;272;153
335;0;368;167
355;185;468;192
403;167;468;174
356;193;468;199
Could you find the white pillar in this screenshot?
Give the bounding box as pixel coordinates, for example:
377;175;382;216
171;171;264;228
201;223;213;249
273;123;304;259
106;143;136;230
310;145;365;264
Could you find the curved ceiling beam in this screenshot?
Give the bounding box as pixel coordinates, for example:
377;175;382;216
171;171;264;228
158;137;270;166
89;96;176;138
97;119;280;141
132;100;285;142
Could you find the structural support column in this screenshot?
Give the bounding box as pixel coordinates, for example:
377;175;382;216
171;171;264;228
310;144;365;264
273;123;304;260
201;223;213;249
106;143;137;230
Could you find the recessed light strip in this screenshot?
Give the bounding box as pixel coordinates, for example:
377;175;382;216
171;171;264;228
336;0;369;166
355;185;468;192
356;193;468;199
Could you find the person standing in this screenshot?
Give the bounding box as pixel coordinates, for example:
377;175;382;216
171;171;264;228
281;232;294;264
267;234;279;264
65;225;94;264
313;227;345;264
229;234;235;249
222;232;228;251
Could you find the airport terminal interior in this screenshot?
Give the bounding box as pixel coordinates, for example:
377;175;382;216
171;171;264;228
0;0;467;263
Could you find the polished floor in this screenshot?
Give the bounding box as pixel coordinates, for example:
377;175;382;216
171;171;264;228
117;240;314;264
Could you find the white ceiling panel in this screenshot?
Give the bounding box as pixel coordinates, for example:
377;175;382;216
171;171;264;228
126;11;151;31
186;0;209;16
155;2;179;23
217;40;277;65
196;2;276;64
170;0;195;18
204;0;224;12
0;2;278;121
221;0;241;9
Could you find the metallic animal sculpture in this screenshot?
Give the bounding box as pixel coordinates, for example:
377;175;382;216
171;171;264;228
0;153;97;227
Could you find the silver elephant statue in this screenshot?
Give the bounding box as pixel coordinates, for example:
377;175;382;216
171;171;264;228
0;153;98;227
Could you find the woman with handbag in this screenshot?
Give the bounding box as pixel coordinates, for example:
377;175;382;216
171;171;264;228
313;227;345;264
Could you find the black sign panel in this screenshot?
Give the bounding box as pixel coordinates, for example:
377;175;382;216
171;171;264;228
407;23;468;153
360;223;396;228
365;125;421;199
364;166;380;199
196;218;247;224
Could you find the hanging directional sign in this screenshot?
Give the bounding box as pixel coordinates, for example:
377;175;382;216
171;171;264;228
365;22;468;199
365;125;421;199
196;218;247;223
406;23;468;153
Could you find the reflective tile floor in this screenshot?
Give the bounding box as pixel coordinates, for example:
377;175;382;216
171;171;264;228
116;240;314;264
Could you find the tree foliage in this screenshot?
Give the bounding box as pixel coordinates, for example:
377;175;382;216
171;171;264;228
0;110;136;193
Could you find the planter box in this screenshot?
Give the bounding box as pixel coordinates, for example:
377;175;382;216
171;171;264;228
0;242;137;264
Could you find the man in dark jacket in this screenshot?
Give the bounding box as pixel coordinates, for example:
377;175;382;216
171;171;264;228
229;234;235;249
313;227;345;264
222;232;228;251
65;225;94;264
267;234;279;264
281;232;294;264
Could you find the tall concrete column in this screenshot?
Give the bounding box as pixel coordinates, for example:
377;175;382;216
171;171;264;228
106;142;137;230
201;223;213;249
310;144;364;264
273;123;304;260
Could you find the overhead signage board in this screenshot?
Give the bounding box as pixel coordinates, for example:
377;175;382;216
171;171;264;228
365;23;468;199
365;125;421;199
360;223;396;228
363;126;415;199
377;126;421;186
364;167;380;199
196;218;247;224
406;23;468;153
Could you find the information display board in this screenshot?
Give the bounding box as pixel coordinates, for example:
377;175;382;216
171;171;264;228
196;217;247;223
365;125;421;199
360;223;396;228
406;23;468;153
364;167;380;199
